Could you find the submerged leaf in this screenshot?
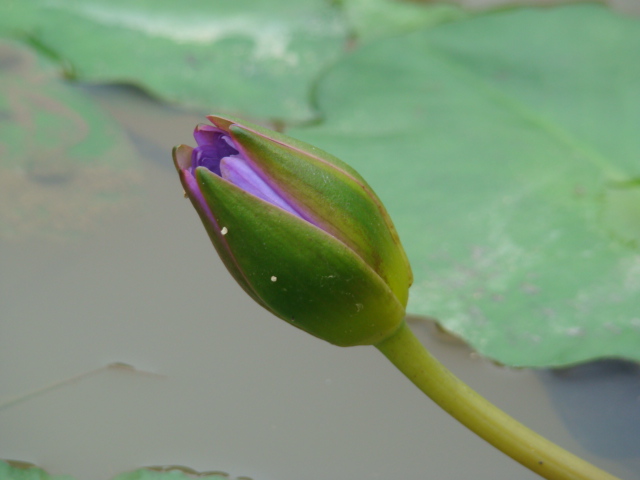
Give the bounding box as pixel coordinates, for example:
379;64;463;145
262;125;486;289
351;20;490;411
0;40;141;241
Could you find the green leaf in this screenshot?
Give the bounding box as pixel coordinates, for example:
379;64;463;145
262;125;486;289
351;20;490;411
0;0;348;123
111;467;231;480
342;0;468;43
290;4;640;367
0;461;236;480
0;461;75;480
0;40;141;240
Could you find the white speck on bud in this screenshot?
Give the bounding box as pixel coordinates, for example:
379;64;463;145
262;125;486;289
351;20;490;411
271;276;277;282
221;227;228;235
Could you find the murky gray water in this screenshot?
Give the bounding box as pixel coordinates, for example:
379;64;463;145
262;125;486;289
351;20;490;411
1;84;638;480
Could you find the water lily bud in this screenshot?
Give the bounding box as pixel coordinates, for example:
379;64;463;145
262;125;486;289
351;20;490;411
173;115;412;347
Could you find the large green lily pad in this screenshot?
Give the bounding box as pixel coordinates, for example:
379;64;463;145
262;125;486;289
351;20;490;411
290;4;640;367
0;40;141;240
0;0;348;123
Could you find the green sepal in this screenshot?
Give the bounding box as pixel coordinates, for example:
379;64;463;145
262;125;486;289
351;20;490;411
173;145;268;311
195;167;406;347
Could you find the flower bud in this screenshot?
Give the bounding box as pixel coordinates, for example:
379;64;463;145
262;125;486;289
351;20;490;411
173;115;412;347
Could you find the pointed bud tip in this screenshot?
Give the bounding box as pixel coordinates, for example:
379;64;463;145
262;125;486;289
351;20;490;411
206;115;235;131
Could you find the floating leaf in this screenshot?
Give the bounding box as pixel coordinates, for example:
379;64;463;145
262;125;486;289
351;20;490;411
0;40;141;241
342;0;467;43
0;461;75;480
0;0;348;123
112;466;236;480
0;461;244;480
290;4;640;367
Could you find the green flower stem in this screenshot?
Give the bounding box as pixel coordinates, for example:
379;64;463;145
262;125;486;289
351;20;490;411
375;321;621;480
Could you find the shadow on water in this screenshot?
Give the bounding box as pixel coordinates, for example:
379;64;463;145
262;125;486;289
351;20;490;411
539;359;640;459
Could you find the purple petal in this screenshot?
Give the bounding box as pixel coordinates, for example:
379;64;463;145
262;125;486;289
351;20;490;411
191;145;223;176
220;156;302;218
194;124;223;146
190;127;239;176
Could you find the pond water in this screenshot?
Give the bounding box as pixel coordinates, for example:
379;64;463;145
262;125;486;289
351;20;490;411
1;82;639;480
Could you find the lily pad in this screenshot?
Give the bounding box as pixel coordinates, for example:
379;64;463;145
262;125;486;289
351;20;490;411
112;466;238;480
0;461;75;480
342;0;468;43
0;461;241;480
0;0;348;123
290;4;640;367
0;40;141;241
